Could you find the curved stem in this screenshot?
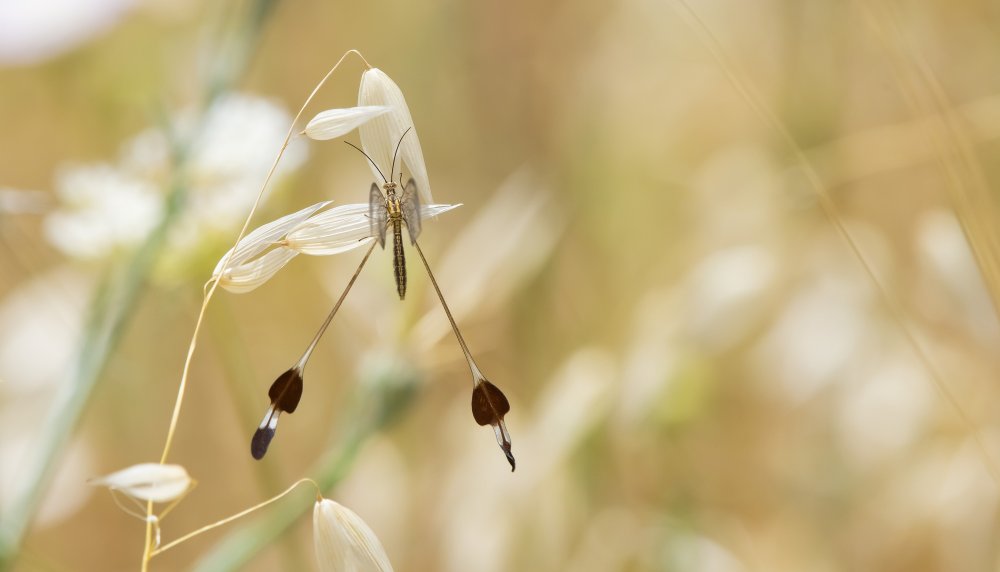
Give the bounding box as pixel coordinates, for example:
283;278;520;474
144;48;371;570
151;479;319;557
158;47;371;465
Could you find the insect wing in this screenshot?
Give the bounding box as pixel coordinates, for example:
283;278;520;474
400;179;422;243
368;183;388;248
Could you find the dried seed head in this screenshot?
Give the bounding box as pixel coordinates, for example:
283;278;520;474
285;202;461;255
358;68;432;202
313;498;394;572
304;105;391;141
89;463;192;503
471;380;516;471
213;201;330;293
213;201;461;292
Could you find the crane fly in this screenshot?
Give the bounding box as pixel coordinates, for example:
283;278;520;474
252;128;516;471
369;178;420;300
351;127;421;300
353;130;515;470
250;131;413;460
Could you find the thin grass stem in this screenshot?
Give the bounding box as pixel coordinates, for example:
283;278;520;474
150;479;319;557
143;48;373;570
670;0;1000;485
190;406;378;571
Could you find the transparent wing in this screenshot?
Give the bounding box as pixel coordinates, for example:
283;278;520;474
368;183;388;248
401;179;422;243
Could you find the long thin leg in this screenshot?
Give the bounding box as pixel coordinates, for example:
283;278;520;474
411;240;515;471
296;239;378;370
411;240;482;382
252;239;378;460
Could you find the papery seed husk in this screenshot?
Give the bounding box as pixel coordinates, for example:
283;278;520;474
314;498;394;572
90;463;192;503
304;106;391;141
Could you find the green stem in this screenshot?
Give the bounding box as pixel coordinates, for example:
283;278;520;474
0;179;187;568
0;1;279;567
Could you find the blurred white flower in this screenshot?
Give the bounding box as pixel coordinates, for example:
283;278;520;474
0;0;135;66
213;201;460;293
313;498;394;572
124;93;310;252
44;163;163;259
44;93;309;261
0;266;90;394
681;244;777;351
835;352;933;470
752;272;871;403
186;93;308;197
0;267;95;527
305;106;391;141
358;68;432;202
89;463;192;503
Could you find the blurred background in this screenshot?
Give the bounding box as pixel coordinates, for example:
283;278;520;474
2;0;1000;570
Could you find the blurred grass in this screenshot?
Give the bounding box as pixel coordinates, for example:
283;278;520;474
2;0;1000;571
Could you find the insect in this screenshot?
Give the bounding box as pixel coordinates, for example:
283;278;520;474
369;178;420;300
352;128;421;300
251;128;515;471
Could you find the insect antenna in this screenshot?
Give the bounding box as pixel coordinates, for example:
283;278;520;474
390;127;412;185
344;141;388;184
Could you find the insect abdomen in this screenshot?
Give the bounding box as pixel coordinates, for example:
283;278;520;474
393;219;406;300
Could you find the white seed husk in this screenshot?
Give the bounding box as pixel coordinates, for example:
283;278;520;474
89;463;192;503
304;106;392;141
313;498;394;572
358;68;433;203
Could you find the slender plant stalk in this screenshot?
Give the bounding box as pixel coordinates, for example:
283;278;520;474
190;403;381;571
0;0;283;568
155;47;373;467
150;479;319;557
142;48;373;570
207;298;311;570
0;178;186;569
861;0;1000;322
670;0;1000;485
